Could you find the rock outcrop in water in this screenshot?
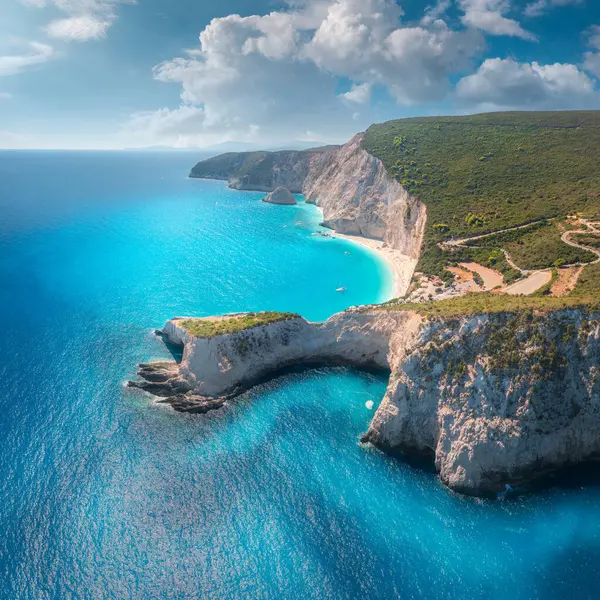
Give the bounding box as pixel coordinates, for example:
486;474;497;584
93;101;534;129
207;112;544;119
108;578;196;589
262;187;297;205
129;308;600;496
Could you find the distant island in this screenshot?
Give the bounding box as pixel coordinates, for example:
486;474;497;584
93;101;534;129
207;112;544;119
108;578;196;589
131;111;600;497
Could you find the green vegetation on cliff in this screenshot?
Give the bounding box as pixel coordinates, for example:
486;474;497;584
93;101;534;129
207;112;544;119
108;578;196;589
362;111;600;281
179;312;300;338
376;294;600;318
189;145;336;191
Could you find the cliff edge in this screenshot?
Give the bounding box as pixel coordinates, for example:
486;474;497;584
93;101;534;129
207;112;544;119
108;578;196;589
304;133;426;260
190;134;427;296
189;146;336;193
129;308;600;496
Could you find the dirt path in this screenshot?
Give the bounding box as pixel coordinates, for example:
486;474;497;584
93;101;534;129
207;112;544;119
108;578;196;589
444;220;547;247
504;271;552;296
561;229;600;266
442;217;600;297
500;249;527;274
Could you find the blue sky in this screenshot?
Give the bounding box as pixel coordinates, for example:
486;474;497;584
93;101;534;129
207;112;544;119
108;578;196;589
1;0;599;149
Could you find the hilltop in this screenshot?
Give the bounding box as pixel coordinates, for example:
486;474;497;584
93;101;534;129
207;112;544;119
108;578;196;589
361;111;600;284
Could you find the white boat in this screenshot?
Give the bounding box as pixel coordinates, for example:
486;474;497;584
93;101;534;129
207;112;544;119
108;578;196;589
336;287;346;293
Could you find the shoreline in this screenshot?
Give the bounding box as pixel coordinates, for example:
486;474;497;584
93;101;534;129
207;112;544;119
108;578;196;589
331;231;417;300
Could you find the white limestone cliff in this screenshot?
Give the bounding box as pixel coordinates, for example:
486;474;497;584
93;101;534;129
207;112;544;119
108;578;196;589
131;308;600;496
303;134;427;260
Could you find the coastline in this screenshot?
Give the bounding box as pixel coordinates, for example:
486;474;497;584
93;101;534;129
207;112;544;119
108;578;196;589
331;231;416;300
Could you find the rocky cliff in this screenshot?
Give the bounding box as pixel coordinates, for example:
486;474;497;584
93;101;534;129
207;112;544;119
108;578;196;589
304;134;427;259
190;134;427;261
129;308;600;496
189;146;336;193
366;309;600;495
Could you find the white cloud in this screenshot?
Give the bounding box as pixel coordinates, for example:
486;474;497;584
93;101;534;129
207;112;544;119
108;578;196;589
339;83;371;104
21;0;131;42
584;26;600;78
421;0;452;26
524;0;584;18
0;42;54;76
126;0;484;147
459;0;537;40
122;105;207;148
0;92;13;99
46;15;112;41
456;57;596;108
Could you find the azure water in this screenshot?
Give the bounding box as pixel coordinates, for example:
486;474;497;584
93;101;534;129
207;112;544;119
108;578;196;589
1;151;600;599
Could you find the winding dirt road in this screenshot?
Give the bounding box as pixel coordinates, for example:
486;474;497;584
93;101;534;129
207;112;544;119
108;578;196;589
561;229;600;266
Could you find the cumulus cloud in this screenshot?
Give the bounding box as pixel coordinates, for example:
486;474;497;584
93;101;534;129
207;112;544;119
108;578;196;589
524;0;584;18
339;83;372;104
456;57;596;109
459;0;537;40
127;0;484;147
21;0;130;41
0;41;54;76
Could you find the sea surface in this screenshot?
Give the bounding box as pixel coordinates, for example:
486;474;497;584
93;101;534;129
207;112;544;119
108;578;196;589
1;151;600;600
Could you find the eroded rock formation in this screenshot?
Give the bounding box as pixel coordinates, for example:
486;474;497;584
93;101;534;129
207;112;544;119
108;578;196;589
304;134;427;259
130;308;600;496
262;187;297;205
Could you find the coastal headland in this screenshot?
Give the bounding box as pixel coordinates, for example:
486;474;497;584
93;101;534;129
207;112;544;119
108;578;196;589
130;306;600;497
130;111;600;496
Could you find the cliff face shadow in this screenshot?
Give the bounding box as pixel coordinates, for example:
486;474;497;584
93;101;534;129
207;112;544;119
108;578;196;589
528;461;600;494
156;332;184;363
246;362;391;395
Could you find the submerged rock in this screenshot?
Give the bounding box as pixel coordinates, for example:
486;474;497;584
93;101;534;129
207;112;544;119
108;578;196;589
262;187;297;205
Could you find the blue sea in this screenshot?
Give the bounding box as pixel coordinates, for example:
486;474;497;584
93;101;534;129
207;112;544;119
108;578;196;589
1;150;600;600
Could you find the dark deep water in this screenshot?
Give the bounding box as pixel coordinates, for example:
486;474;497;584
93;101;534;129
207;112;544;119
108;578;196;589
1;151;600;599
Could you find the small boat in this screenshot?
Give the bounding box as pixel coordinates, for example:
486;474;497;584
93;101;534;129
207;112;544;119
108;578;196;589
345;251;351;255
336;287;346;293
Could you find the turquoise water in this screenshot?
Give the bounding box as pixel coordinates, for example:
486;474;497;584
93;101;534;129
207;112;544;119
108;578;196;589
1;151;600;599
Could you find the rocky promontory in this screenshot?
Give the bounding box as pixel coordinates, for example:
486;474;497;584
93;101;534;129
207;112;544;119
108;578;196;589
262;187;297;205
190;133;426;296
129;308;600;497
189;146;336;193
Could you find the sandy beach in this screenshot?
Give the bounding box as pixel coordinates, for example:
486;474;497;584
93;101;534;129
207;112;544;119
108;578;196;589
332;232;417;299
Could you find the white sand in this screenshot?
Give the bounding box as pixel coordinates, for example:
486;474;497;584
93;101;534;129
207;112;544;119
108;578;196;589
332;232;417;299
